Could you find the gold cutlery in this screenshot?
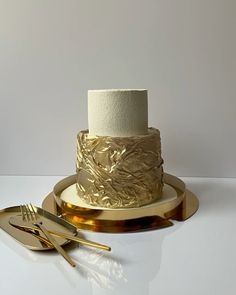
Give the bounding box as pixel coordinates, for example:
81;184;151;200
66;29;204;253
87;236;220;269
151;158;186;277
0;205;76;250
20;204;76;267
9;215;111;252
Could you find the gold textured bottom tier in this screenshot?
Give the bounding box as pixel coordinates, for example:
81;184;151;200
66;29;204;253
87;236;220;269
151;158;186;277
42;173;199;233
76;128;164;208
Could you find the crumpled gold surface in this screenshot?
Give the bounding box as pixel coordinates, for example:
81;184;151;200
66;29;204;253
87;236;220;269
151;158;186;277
76;128;164;208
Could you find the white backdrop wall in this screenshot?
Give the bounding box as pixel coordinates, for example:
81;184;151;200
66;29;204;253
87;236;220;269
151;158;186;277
0;0;236;177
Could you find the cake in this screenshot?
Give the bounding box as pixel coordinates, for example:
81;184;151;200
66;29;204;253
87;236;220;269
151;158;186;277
76;89;164;208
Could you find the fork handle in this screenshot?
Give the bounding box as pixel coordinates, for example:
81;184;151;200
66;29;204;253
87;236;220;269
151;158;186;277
35;223;76;267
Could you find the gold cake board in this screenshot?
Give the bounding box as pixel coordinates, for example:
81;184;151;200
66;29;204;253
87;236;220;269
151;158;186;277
42;173;199;233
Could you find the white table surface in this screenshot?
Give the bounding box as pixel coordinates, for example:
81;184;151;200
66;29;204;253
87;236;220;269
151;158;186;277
0;176;235;295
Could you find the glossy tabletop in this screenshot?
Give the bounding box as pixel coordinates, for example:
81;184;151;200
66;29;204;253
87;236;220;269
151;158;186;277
0;176;235;295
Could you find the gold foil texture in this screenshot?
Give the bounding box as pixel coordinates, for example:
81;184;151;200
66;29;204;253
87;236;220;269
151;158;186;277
76;128;164;208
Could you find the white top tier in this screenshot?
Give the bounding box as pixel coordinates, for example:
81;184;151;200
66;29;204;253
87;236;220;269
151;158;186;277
88;89;148;137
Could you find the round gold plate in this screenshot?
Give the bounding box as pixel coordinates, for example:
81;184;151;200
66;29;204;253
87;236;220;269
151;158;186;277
42;173;199;233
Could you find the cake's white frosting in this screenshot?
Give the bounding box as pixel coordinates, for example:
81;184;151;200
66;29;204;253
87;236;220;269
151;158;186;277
88;89;148;136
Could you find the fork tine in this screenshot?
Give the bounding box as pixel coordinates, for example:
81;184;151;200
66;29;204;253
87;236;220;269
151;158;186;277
22;205;30;222
30;203;36;214
29;203;37;220
26;204;35;221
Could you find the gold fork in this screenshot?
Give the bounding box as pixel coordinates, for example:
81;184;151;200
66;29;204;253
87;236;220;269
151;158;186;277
21;204;76;267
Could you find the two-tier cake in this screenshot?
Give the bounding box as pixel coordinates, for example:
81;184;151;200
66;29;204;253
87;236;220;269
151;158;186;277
76;89;164;208
45;88;199;233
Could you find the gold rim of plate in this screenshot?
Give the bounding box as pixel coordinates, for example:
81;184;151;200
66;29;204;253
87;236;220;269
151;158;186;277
42;173;199;233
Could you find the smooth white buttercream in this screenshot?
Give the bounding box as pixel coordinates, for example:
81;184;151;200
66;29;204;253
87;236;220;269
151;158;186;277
88;89;148;136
